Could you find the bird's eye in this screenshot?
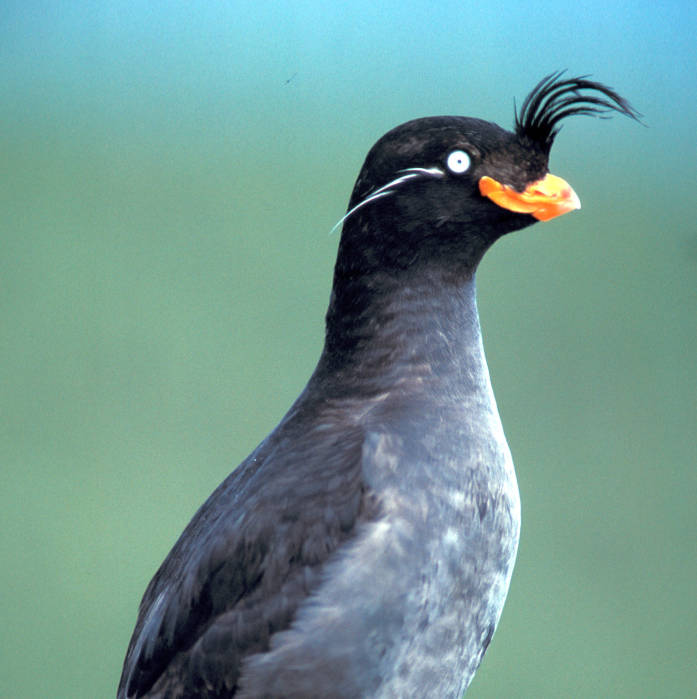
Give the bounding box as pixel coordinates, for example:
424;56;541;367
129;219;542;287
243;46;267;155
446;150;471;174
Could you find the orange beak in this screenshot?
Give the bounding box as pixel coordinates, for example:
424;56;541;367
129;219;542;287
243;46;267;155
479;173;581;222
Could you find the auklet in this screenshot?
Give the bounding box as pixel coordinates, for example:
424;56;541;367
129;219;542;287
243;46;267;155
118;73;639;698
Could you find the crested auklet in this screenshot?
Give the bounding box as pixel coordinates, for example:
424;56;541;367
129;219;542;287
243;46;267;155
118;73;639;698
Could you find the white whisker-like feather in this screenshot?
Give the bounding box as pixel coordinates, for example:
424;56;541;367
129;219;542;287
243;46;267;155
329;167;444;235
399;166;445;178
329;190;394;236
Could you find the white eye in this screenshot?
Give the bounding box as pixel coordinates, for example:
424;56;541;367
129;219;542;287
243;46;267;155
446;149;471;174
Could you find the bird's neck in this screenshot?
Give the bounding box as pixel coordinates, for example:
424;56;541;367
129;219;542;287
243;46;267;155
316;265;492;403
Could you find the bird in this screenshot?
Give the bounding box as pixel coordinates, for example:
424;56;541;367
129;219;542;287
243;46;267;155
118;73;639;698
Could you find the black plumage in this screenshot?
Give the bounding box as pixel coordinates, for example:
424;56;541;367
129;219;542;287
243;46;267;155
118;74;639;698
514;72;638;152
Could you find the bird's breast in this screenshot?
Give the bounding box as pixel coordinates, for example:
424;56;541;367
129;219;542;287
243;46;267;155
347;396;520;696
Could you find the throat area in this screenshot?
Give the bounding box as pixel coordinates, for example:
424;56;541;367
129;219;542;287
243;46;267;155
318;270;493;404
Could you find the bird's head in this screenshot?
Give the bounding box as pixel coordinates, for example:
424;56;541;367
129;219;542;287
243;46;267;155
333;73;640;280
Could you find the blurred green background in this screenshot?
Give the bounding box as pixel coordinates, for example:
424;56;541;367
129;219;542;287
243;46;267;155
2;2;695;697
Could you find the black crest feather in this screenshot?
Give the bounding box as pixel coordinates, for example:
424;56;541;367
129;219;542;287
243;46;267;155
515;71;641;153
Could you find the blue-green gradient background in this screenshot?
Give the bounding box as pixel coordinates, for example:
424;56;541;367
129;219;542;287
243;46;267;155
2;2;695;697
